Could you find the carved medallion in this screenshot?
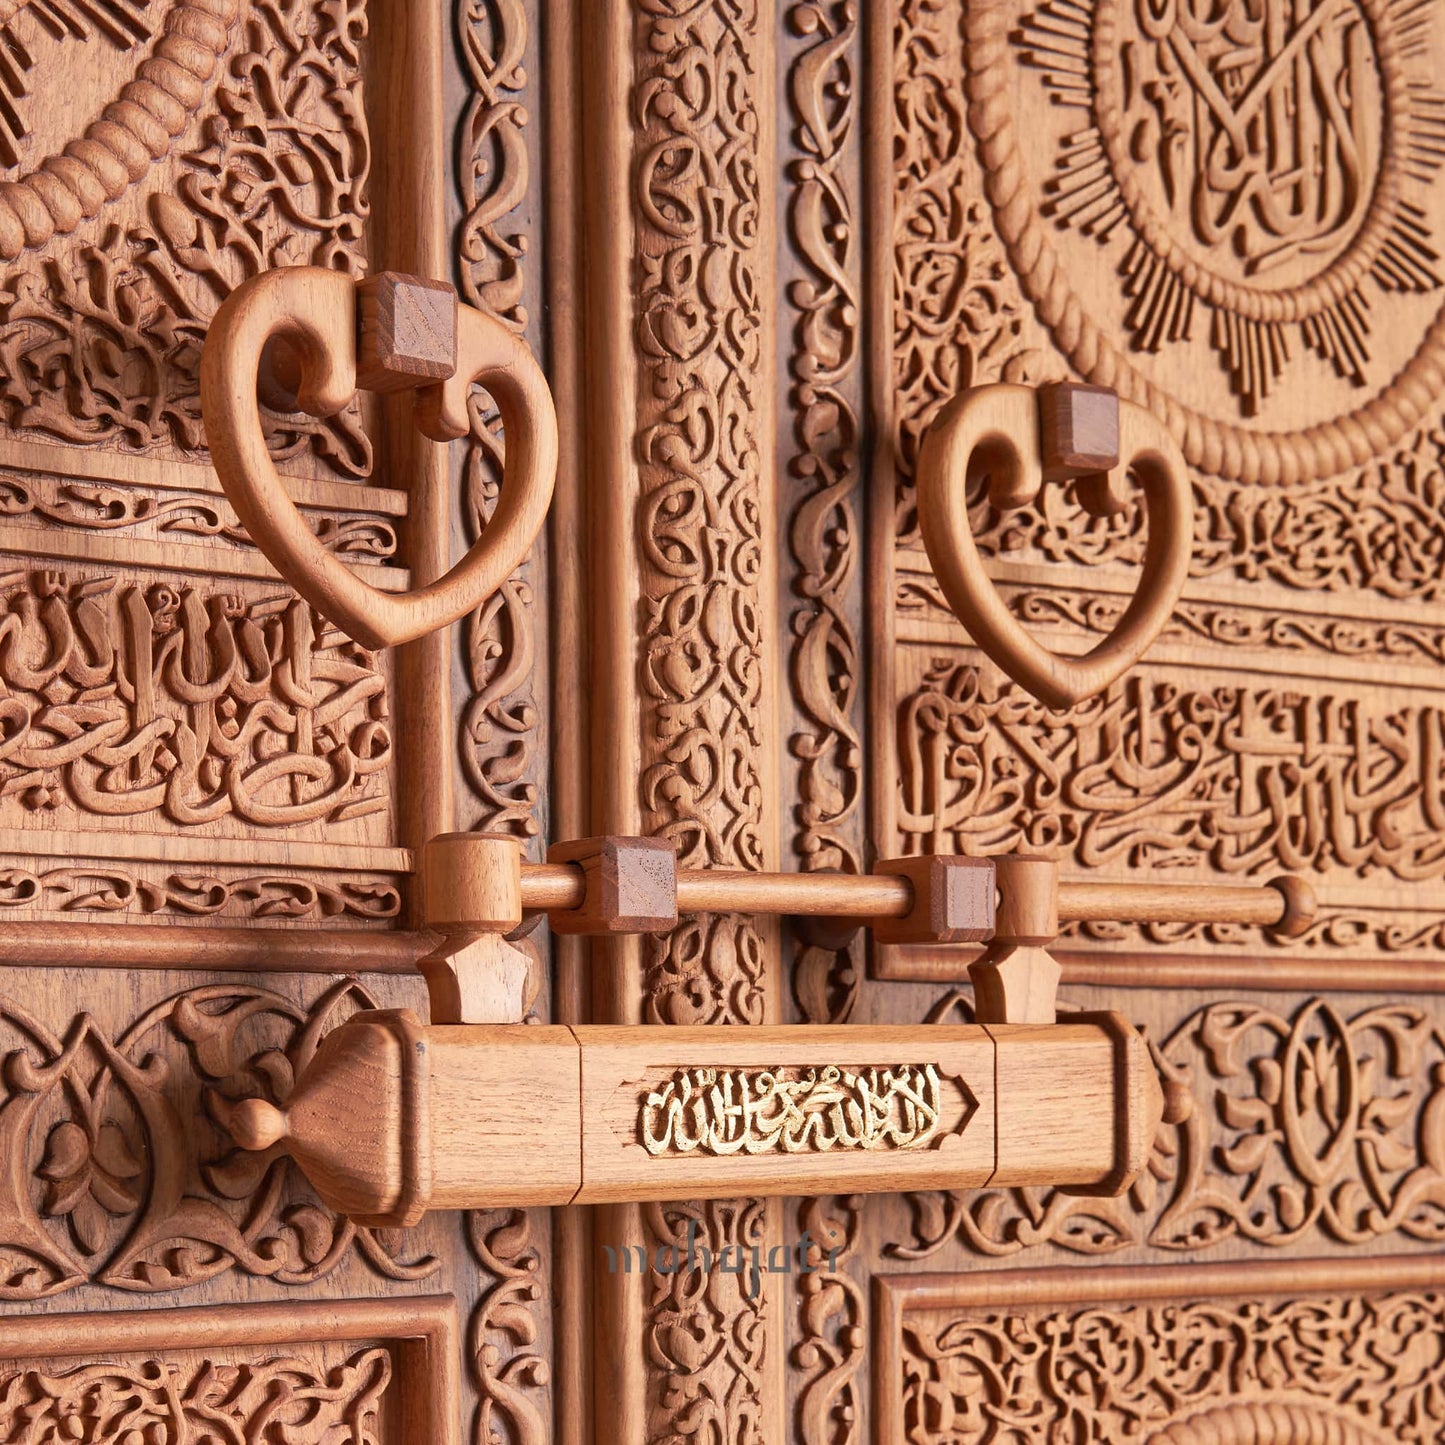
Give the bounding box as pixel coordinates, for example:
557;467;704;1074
970;0;1445;481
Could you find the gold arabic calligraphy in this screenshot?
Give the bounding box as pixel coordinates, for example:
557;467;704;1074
639;1064;966;1157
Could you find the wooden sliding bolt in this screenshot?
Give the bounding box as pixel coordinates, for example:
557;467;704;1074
355;271;458;394
418;832;535;1026
546;836;678;935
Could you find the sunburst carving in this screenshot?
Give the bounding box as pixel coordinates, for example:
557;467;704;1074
0;0;153;167
1016;0;1445;413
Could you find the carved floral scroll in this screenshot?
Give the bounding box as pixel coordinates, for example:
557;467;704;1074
0;975;437;1298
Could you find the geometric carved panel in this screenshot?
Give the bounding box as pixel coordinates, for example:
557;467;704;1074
0;1296;458;1445
875;1257;1445;1443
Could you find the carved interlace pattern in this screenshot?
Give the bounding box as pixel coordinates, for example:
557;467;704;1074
0;978;437;1298
0;1349;392;1445
0;569;390;832
455;0;544;846
784;1;863;1026
899;1288;1445;1444
902;996;1445;1258
633;0;769;1026
0;0;372;472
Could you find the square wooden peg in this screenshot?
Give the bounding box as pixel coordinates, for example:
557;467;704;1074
873;855;996;945
1037;382;1119;480
356;272;458;393
547;836;678;934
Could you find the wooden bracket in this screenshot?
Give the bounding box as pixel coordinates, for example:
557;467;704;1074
970;855;1062;1026
418;833;536;1025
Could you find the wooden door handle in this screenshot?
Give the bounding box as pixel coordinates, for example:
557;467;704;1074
916;382;1192;709
200;267;558;649
214;1012;1163;1224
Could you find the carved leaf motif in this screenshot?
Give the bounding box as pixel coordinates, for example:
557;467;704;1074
0;1347;393;1445
0;979;439;1299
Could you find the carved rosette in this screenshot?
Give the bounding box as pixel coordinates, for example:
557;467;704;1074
975;0;1445;482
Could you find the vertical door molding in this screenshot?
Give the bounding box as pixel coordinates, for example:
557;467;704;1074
577;1;785;1441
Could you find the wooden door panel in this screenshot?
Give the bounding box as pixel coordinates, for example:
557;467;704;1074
5;0;1445;1439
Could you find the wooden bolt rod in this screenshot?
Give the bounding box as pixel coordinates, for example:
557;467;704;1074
217;1012;1163;1224
512;858;1313;932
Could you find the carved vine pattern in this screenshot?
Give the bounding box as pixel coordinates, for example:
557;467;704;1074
897;422;1445;605
900;995;1445;1259
0;469;397;559
0;0;373;473
633;0;769;1029
0;863;399;922
898;573;1445;666
467;1209;550;1445
453;0;544;848
889;0;1039;546
0;568;390;831
642;1199;770;1445
0;978;437;1298
785;0;863;1028
0;1348;393;1445
900;1287;1445;1443
793;1195;865;1445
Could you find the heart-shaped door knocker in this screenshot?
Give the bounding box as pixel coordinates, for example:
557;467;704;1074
916;382;1192;711
200;266;557;650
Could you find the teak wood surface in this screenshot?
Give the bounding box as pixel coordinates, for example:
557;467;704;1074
0;0;1443;1442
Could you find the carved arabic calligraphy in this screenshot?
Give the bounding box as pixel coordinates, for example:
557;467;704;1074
0;569;390;831
640;1064;972;1156
898;664;1445;881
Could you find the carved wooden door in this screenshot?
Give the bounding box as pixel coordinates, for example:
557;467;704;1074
2;0;1444;1443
